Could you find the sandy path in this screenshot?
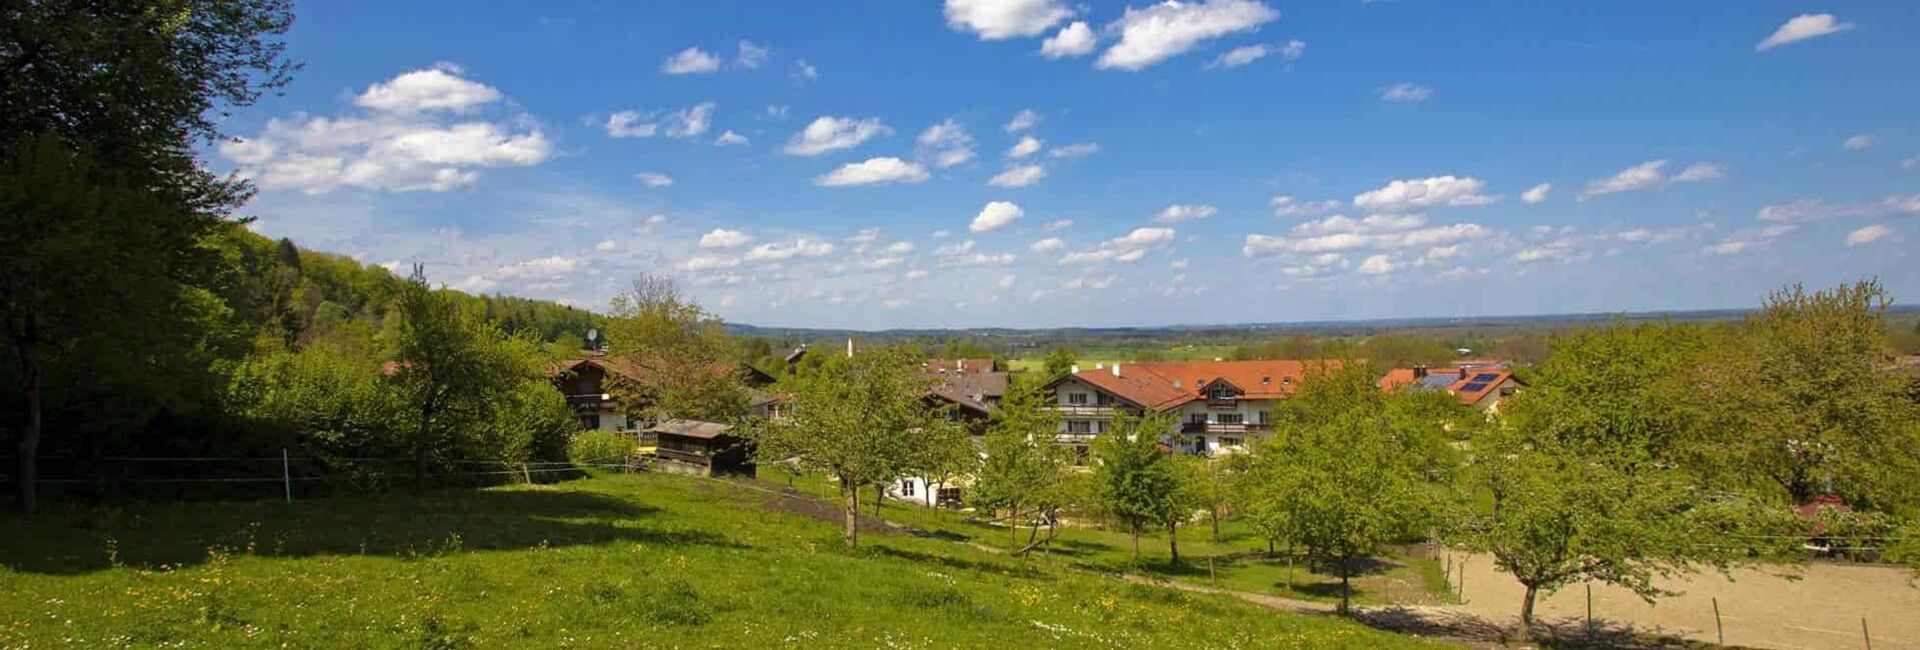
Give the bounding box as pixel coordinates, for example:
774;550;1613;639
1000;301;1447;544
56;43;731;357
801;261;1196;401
1445;552;1920;650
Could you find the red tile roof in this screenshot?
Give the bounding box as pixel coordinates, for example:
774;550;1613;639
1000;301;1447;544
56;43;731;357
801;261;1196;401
1061;360;1343;411
1380;365;1522;406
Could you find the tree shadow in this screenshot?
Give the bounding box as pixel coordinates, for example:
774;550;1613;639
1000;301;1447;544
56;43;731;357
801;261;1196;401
1349;607;1715;650
863;545;1054;582
0;485;747;575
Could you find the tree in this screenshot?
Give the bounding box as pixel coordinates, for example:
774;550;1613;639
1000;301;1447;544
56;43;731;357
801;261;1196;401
1264;361;1449;614
913;417;978;516
1182;454;1236;543
745;347;943;548
971;384;1069;551
603;275;747;423
390;266;539;491
1040;348;1078;383
2;1;295;515
1090;409;1185;564
1668;281;1920;509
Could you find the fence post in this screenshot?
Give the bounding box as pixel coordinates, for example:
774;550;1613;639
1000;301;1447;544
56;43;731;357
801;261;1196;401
1862;617;1871;650
1712;597;1724;645
1586;583;1593;639
281;448;292;503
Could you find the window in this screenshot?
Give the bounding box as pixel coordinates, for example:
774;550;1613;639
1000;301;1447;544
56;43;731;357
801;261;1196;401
1209;385;1236;400
1216;413;1244;424
1188;413;1207;424
1095;393;1113;406
1066;420;1093;434
580;414;601;430
899;480;915;497
1067;392;1088;405
1221;437;1242;448
1257;410;1269;424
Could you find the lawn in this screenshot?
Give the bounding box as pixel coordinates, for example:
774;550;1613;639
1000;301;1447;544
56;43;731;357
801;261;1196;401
0;472;1451;649
761;469;1456;608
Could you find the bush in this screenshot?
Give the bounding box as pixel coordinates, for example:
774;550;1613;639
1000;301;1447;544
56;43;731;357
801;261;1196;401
567;431;637;470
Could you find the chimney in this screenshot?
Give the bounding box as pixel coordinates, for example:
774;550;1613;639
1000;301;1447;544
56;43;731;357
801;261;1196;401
1111;363;1122;378
1095;362;1105;370
1413;364;1427;379
846;337;854;358
955;359;963;372
1070;364;1080;374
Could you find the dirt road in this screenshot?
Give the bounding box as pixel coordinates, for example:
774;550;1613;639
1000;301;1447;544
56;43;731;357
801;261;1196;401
1446;552;1919;650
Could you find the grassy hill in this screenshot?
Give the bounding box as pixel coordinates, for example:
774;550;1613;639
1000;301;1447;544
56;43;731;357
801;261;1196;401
0;473;1447;648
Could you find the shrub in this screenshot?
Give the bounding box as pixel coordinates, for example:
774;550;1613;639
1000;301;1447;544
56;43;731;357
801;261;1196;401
567;431;637;470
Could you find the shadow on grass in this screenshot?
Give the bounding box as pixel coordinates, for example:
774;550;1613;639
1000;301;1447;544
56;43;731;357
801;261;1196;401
0;485;747;575
863;545;1054;582
1350;607;1714;650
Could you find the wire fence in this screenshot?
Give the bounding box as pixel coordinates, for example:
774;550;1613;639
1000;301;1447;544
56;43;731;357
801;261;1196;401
0;454;635;502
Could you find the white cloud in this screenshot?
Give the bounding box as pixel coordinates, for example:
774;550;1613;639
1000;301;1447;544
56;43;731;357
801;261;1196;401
1243;222;1489;258
783;116;890;156
905;269;930;280
661;47;723;74
227;69;552;194
1279;39;1306;62
934;240;1018;267
1060;227;1177;264
998;274;1018;290
1292;213;1427;236
745;239;836;263
1843;134;1874;151
1270;195;1341;217
1169;259;1189;270
735;41;770;69
1009;136;1043;158
1041;21;1098;58
883;241;916;255
681;256;741;272
1206;39;1301;69
815;157;932;187
714;130;749;146
1702;225;1798;256
864;257;904;269
1757;195;1920;223
970;201;1024;233
1063;274;1117;290
354;63;503;113
1846;224;1894;246
605;102;715;139
1756;13;1855;52
1357;254;1396;275
916;120;977;168
988;164;1048;187
1577;159;1722;199
635;172;673;187
699;228;753;249
595;240;618;251
1156;204;1218;223
1096;0;1281;71
1047;142;1100;159
1044;219;1074;231
1377;82;1433;103
1005;109;1041;133
1030;237;1066;252
1521;183;1552;205
945;0;1074;39
1353;176;1499;211
791;60;820;82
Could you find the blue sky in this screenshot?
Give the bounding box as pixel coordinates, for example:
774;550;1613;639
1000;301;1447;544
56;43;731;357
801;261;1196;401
213;0;1919;329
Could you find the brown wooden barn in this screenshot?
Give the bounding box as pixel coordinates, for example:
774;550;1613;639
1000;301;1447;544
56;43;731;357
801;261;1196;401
649;419;755;478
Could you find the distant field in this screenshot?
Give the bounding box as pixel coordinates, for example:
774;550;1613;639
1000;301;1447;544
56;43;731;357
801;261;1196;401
0;473;1448;649
1007;345;1240;373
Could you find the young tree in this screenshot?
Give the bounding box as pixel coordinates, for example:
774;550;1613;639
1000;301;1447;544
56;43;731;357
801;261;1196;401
745;347;943;548
1668;281;1920;509
1181;454;1235;543
1040;348;1079;383
1090;409;1185;564
390;266;540;491
971;384;1068;550
603;275;748;423
1265;361;1449;614
2;1;295;515
913;417;979;517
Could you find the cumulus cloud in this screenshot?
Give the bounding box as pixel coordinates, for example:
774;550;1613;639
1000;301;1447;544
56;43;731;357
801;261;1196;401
1047;142;1100;159
699;228;753;249
661;47;723;74
783;116;890;156
1096;0;1280;71
988;164;1048;187
1044;219;1074;231
970;201;1024;233
1577;160;1723;199
635;172;673;187
355;63;502;113
815;157;931;186
1030;237;1066;252
1244;219;1490;258
933;239;1018;267
223;67;551;194
605;102;715;139
681;255;741;272
1270;195;1341;217
1156;204;1218;223
1702;224;1798;256
1041;21;1098;58
1846;224;1894;246
1005;109;1041;133
714;130;749;146
735;41;770;69
1008;136;1043;158
1353;176;1499;211
1756;13;1855;52
1206;40;1302;69
745;239;836;263
1357;254;1396;275
916;120;977;168
945;0;1074;39
1521;183;1552;204
1059;227;1176;264
1377;82;1433;103
1843;134;1874;151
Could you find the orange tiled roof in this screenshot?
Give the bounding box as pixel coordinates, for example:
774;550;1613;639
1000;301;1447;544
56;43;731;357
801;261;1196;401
1065;360;1343;411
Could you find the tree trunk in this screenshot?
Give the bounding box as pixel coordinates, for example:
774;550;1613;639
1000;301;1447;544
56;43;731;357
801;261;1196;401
1131;528;1141;563
1008;506;1019;549
843;485;860;549
1168;520;1181;565
15;343;41;517
1339;554;1353;615
1267;538;1275;556
874;482;884;514
1518;584;1539;640
1210;507;1220;543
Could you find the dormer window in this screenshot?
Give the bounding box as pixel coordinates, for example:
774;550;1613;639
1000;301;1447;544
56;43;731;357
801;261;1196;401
1208;384;1236;401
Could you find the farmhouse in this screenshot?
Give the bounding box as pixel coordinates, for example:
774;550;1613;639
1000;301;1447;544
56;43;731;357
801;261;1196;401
888;358;1009;507
549;355;776;432
1046;360;1332;456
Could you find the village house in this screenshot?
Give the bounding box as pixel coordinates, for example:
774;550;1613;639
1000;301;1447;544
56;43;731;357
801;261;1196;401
1377;361;1525;414
549;356;777;432
887;358;1008;508
1044;359;1331;457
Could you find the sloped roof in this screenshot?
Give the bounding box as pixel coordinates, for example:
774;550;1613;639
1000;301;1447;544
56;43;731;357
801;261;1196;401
647;419;733;439
1381;365;1522;406
1063;360;1341;411
923;358;997;375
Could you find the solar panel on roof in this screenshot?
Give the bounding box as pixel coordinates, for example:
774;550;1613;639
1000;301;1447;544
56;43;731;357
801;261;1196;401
1471;373;1500;382
1459;382;1491;392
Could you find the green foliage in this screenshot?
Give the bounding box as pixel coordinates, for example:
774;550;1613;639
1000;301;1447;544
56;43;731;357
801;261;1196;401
566;431;637;469
1090;409;1187;562
1041;348;1079;383
972;384;1070;548
603;275;747;422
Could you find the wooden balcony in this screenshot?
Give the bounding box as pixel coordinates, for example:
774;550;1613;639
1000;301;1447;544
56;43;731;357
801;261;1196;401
1053;405;1119;417
1180;422;1257;435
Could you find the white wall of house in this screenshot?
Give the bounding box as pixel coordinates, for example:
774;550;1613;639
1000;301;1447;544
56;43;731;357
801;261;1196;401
1051;375;1277;455
885;475;970;508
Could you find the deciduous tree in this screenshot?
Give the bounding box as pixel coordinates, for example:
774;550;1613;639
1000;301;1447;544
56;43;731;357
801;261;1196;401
1090;409;1185;564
